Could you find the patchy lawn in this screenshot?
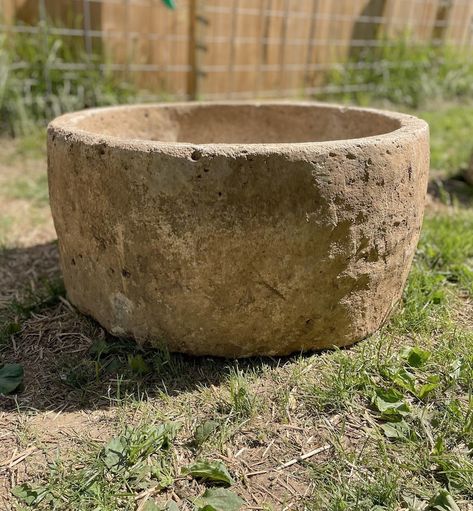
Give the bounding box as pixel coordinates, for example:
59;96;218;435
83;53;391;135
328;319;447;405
417;104;473;175
1;106;473;511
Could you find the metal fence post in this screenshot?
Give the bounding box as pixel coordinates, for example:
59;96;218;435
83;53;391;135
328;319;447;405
82;0;93;60
38;0;52;102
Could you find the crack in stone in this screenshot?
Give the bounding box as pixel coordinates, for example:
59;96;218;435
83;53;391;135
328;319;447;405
256;279;286;300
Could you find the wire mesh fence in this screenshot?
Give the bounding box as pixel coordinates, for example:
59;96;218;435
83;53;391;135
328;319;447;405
2;0;473;103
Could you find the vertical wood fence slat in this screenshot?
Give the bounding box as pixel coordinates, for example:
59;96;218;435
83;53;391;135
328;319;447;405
82;0;92;59
278;0;290;91
304;0;319;87
261;0;272;94
432;0;452;42
227;0;239;98
124;0;130;80
38;0;52;101
187;0;197;99
255;0;268;94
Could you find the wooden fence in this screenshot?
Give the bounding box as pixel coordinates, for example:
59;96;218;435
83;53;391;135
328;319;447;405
3;0;473;99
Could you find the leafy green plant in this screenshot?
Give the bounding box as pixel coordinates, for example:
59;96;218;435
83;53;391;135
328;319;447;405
100;422;180;487
12;422;181;509
426;489;461;511
0;363;24;394
0;0;179;136
418;105;473;173
327;37;473;108
372;387;411;421
182;460;234;486
0;26;134;136
193;420;220;447
11;484;49;507
127;353;151;375
194;488;244;511
401;346;431;368
227;369;257;419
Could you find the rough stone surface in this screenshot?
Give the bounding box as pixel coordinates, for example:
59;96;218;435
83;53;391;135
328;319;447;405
47;102;430;357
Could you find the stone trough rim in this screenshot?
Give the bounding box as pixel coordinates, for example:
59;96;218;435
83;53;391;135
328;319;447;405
48;100;428;156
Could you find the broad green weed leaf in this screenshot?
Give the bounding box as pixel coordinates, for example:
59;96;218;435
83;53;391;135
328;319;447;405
426;489;460;511
12;483;48;506
142;499;179;511
183;460;234;486
390;367;416;393
417;375;441;399
401;346;431;368
0;363;24;394
102;436;127;470
194;488;244;511
193;420;219;446
448;359;462;380
142;499;161;511
102;422;180;473
153;421;182;449
372;388;410;419
380;420;410;440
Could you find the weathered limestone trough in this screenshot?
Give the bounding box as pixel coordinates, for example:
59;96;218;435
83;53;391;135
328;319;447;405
48;102;429;357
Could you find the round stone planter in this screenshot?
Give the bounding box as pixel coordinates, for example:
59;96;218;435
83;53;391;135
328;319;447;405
48;102;429;357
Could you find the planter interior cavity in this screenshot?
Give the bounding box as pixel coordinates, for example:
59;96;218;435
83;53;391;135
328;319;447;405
71;103;402;144
48;102;429;357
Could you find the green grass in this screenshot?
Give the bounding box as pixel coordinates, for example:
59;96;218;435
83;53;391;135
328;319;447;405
1;128;47;162
0;214;13;247
392;212;473;334
12;422;181;509
5;208;473;510
2;97;473;509
328;38;473;109
0;27;135;136
323;43;473;176
416;105;473;174
324;38;473;175
293;213;473;510
300;325;473;510
226;368;259;420
5;173;49;205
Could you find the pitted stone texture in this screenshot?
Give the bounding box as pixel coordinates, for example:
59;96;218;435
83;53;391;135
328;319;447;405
47;102;429;357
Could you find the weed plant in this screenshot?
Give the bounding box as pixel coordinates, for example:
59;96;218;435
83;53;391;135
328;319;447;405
327;37;473;108
0;23;135;136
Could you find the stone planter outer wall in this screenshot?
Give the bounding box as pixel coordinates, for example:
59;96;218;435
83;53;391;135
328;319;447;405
47;103;429;357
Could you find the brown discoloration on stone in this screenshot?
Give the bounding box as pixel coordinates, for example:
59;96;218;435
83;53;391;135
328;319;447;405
47;101;429;357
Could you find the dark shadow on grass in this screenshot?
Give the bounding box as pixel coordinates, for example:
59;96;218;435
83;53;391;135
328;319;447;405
427;172;473;208
0;241;315;413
